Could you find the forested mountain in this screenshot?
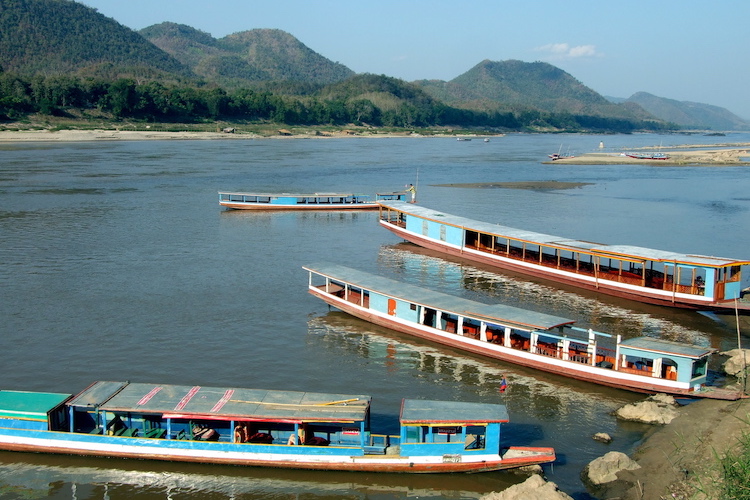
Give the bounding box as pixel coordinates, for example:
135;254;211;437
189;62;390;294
415;60;651;121
624;92;750;131
0;0;673;132
140;23;354;86
0;0;190;80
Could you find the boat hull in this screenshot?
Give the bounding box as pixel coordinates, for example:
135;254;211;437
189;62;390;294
220;202;380;211
379;220;749;313
0;431;554;473
309;287;740;400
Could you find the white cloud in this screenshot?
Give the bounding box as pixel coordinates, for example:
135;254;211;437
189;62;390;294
534;43;600;59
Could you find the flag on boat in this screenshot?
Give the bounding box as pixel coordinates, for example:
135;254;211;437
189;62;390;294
499;376;508;393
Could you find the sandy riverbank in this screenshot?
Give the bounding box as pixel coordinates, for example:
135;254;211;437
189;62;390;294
0;129;427;142
594;396;750;500
547;143;750;166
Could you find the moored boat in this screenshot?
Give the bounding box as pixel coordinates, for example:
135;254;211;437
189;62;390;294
304;263;744;399
377;201;750;312
625;152;670;160
218;191;406;210
0;380;555;473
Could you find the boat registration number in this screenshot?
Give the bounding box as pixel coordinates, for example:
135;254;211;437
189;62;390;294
442;454;462;463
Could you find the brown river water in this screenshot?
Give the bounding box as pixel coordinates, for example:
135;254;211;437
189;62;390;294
1;133;749;499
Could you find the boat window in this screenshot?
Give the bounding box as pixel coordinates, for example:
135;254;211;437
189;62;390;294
441;313;459;334
403;425;426;443
432;426;462;443
464;425;486;450
691;357;708;378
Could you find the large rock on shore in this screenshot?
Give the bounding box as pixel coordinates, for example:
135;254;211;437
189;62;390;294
614;394;679;424
721;348;750;377
480;475;573;500
582;451;641;485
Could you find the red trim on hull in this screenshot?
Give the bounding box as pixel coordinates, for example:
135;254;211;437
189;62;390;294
0;442;555;473
310;289;743;400
221;204;380;211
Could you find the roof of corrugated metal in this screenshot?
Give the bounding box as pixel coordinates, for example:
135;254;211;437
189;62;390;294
379;202;750;267
0;390;71;420
67;381;371;422
401;399;509;424
303;262;575;331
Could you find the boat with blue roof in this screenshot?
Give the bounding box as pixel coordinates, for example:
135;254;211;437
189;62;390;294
218;191;406;210
377;202;750;312
304;263;744;399
0;381;555;473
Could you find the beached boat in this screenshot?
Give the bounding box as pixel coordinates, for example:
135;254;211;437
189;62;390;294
0;380;555;473
625;153;670;160
218;192;406;210
304;263;743;399
378;202;750;312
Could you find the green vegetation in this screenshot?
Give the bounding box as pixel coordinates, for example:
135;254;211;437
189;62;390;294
0;0;678;133
0;71;675;132
719;432;750;499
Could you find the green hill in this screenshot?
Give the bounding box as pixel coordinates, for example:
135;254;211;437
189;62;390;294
140;24;355;86
416;59;648;120
625;92;750;131
0;0;190;79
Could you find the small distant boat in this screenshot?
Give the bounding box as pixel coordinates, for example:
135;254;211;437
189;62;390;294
218;192;406;210
377;201;750;312
483;138;490;143
304;263;743;399
548;153;575;161
456;137;472;141
625;153;670;160
549;144;574;160
0;380;555;473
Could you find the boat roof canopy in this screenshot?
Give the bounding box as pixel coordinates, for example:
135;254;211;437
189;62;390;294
304;262;576;331
67;382;372;423
619;337;715;359
401;399;509;424
379;202;750;267
0;390;71;420
219;192;367;198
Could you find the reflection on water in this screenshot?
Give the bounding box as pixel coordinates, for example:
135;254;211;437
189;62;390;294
1;134;749;499
0;453;517;499
378;243;746;351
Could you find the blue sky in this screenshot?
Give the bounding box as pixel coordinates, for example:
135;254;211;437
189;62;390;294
80;0;750;119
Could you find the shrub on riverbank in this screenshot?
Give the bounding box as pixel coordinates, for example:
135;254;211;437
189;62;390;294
719;431;750;500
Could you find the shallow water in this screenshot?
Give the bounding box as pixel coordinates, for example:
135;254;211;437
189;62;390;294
0;132;749;499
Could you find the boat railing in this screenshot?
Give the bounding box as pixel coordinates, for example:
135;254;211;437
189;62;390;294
464;240;716;298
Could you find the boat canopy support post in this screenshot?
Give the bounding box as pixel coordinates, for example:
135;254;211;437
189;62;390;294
614;335;622;370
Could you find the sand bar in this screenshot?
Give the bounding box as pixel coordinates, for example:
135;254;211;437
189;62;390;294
547;144;750;166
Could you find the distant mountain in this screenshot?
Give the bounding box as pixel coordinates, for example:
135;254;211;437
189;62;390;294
0;0;190;79
624;92;750;131
140;24;355;86
415;60;651;120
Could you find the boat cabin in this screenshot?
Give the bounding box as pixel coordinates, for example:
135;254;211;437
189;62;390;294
219;192;373;207
378;202;750;310
305;263;719;395
0;381;515;458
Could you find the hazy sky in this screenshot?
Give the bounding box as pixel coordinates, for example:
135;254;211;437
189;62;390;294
80;0;750;119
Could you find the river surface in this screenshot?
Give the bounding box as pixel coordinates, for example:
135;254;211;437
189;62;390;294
1;132;749;499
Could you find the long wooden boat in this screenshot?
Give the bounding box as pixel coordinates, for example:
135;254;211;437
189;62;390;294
378;201;750;312
625;152;670;160
304;263;744;399
0;380;555;473
219;191;406;210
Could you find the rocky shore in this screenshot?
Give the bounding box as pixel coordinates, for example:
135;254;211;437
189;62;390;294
484;350;750;500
